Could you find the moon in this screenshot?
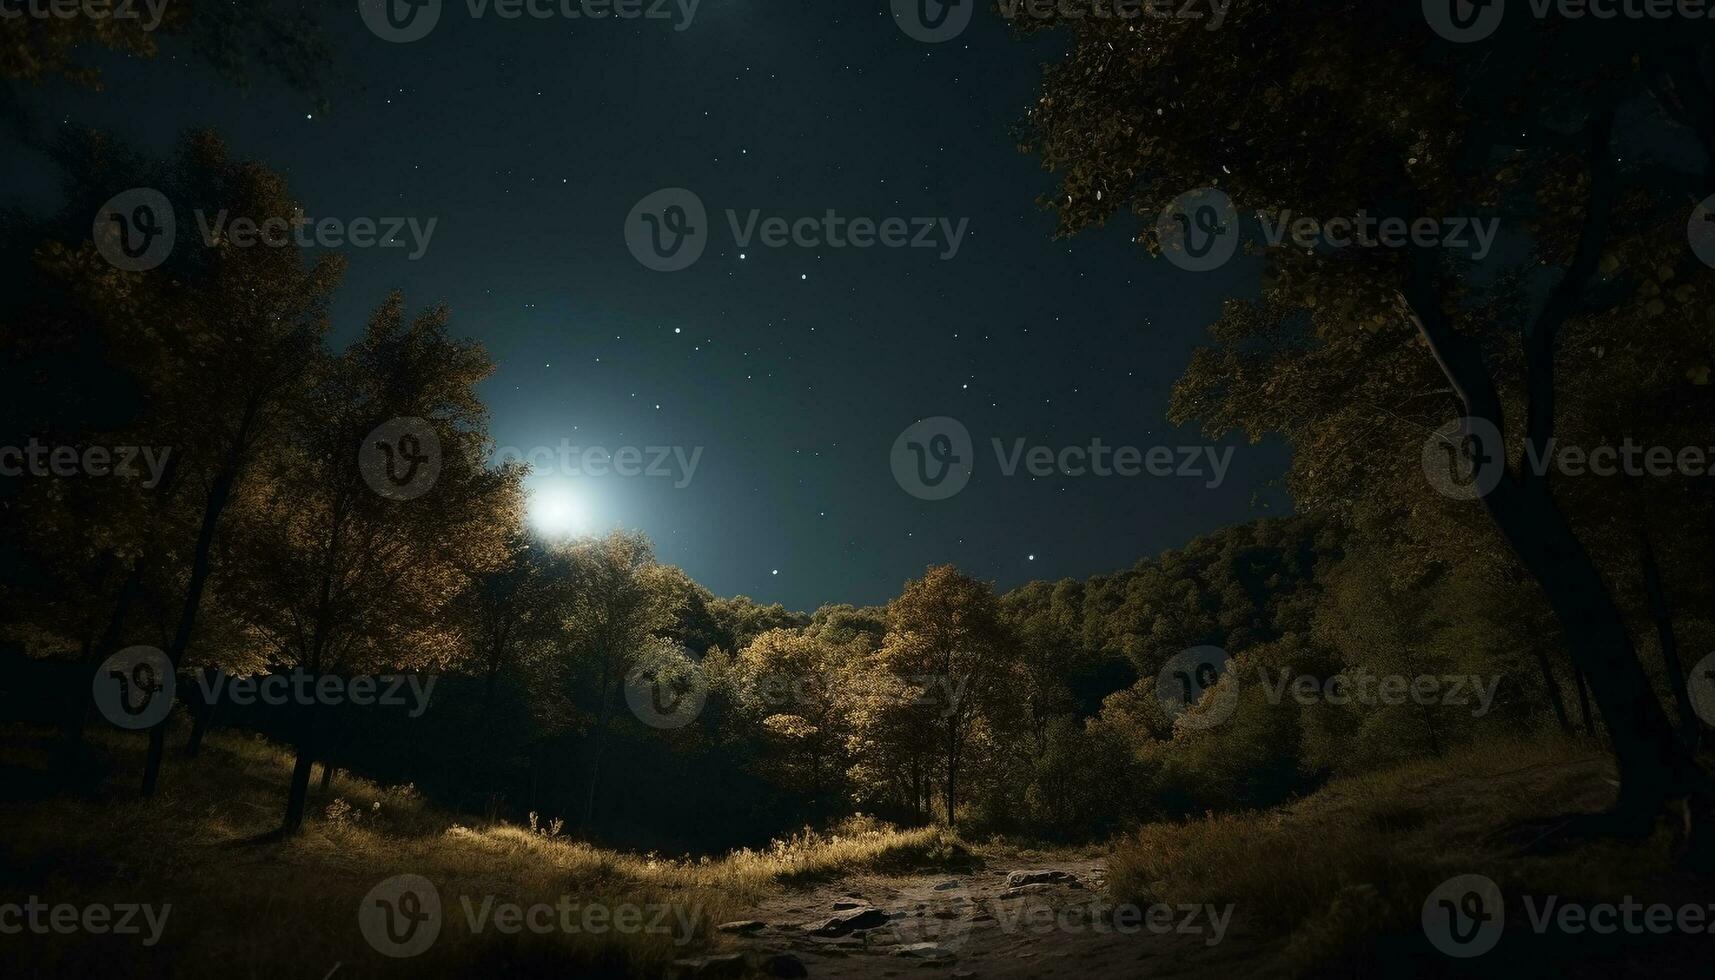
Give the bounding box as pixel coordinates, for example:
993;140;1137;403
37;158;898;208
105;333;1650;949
529;483;588;537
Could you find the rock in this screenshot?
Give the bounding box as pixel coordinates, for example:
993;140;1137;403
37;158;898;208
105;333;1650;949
1004;870;1077;888
893;942;955;960
997;884;1059;900
716;920;766;934
758;952;809;978
832;900;865;911
669;953;749;979
808;906;890;937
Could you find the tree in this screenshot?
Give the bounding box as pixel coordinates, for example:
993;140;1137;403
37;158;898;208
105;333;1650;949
446;520;565;806
554;530;681;829
3;130;342;789
1018;3;1715;849
732;627;864;803
1;0;335;138
879;565;1016;826
224;293;517;834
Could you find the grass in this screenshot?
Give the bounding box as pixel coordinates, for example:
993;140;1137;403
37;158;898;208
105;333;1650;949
0;723;960;979
1106;736;1708;977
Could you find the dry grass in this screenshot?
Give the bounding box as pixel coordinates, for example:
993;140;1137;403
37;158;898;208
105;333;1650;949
0;724;959;979
1106;736;1698;976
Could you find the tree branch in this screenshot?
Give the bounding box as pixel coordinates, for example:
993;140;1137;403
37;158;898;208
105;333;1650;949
1522;107;1618;483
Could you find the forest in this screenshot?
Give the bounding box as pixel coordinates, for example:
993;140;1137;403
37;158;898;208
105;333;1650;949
4;2;1715;978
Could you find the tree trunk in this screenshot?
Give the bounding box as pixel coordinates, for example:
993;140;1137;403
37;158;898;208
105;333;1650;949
1640;533;1697;751
1491;491;1698;825
142;392;260;797
583;669;613;829
1401;121;1714;839
1573;665;1596;738
943;724;957;826
318;762;335;797
184;674;217;758
281;742;317;835
1531;644;1573;736
65;558;149;763
60;635;96;765
141;724;168;797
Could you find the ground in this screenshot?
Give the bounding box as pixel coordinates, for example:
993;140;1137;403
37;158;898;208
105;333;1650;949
694;855;1268;980
3;725;1712;979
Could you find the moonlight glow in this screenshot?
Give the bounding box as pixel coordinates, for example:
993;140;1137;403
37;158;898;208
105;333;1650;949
530;484;588;537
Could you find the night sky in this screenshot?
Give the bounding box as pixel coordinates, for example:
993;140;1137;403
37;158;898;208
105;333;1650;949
4;1;1287;609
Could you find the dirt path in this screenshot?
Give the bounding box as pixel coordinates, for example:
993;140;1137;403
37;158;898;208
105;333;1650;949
675;855;1257;979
